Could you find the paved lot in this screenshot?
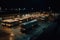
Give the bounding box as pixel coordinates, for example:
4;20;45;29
15;21;52;40
0;20;56;40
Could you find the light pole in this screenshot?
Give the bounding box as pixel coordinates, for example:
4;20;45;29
0;7;1;10
18;8;20;17
19;8;20;14
48;6;51;15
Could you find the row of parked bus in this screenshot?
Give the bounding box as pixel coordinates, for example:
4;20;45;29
1;13;55;34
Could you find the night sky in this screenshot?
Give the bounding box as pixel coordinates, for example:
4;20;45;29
0;0;60;12
0;0;48;8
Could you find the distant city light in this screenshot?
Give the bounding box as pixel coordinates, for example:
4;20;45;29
19;8;21;10
22;15;25;17
43;11;45;13
5;8;7;10
15;9;18;10
10;8;13;10
31;8;33;10
48;6;51;10
23;8;26;10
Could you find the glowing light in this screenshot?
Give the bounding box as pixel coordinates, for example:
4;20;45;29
31;8;33;10
23;8;26;10
11;8;13;10
19;8;21;10
15;9;18;10
0;7;1;10
5;8;7;10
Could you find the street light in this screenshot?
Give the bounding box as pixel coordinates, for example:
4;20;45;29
19;8;21;10
31;8;33;10
18;8;21;16
48;6;51;11
10;8;13;10
23;8;26;10
15;9;18;11
48;6;51;15
5;8;7;10
19;8;21;13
